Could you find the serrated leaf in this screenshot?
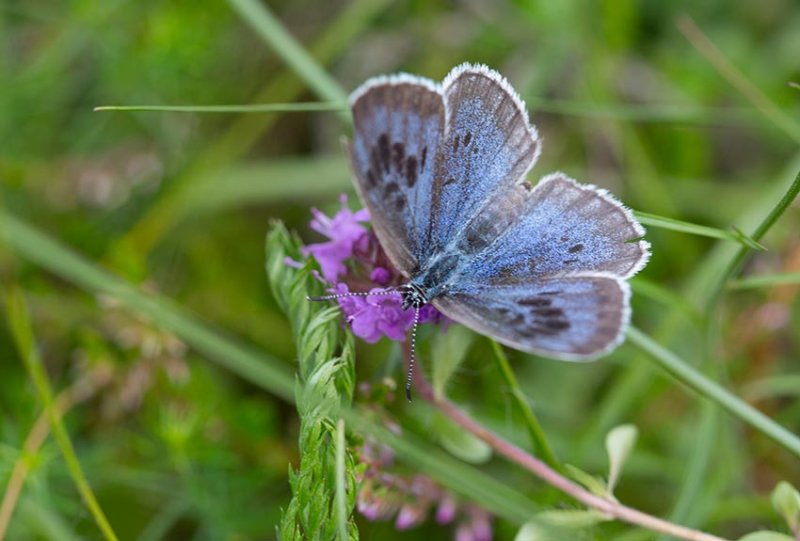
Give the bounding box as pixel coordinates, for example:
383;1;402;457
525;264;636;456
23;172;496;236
771;481;800;532
431;325;474;398
564;464;607;497
432;410;492;464
737;532;795;541
605;424;638;496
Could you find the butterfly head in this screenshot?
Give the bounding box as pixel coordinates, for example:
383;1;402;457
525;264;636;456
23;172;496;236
399;283;428;310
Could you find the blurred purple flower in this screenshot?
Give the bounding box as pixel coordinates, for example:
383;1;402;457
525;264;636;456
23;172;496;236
396;503;427;530
436;496;457;524
353;389;494;541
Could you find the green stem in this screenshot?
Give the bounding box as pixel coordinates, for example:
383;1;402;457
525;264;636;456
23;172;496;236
4;287;120;541
335;418;348;541
489;341;561;471
626;326;800;458
709;166;800;302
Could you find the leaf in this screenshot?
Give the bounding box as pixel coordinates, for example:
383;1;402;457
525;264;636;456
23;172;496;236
737;532;795;541
431;324;474;398
564;464;607;497
432;410;492;464
771;481;800;533
514;510;609;541
605;424;638;496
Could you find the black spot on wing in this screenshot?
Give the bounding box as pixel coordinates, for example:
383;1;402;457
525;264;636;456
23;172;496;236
518;297;552;307
568;244;584;253
392;142;405;173
406;156;418;188
378;133;391;173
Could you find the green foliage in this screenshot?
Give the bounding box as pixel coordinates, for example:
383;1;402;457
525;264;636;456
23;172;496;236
266;224;358;540
771;481;800;535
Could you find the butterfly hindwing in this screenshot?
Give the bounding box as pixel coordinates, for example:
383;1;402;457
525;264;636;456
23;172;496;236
349;74;446;275
433;274;629;359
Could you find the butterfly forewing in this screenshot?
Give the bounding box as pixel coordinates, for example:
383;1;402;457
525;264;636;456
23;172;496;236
433;274;629;359
349;76;446;275
429;65;541;253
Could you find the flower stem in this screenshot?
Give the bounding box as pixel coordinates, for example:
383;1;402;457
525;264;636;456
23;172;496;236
412;365;730;541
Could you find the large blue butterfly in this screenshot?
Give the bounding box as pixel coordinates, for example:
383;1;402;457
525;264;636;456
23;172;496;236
344;63;650;396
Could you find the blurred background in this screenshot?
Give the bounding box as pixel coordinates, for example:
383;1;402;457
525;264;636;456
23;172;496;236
2;0;800;539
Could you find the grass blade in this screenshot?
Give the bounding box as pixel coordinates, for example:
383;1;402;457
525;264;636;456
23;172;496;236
677;16;800;143
93;102;347;113
226;0;348;118
4;287;120;541
634;211;765;249
626;327;800;458
728;272;800;290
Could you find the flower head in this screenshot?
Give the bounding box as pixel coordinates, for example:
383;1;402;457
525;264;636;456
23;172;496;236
302;194;370;282
302;195;446;343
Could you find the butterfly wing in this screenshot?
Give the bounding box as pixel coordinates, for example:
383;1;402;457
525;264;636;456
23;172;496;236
455;173;650;279
428;64;541;253
349;63;541;273
433;274;630;359
349;74;446;275
433;173;650;359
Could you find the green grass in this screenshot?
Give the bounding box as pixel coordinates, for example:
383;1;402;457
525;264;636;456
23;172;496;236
2;1;800;540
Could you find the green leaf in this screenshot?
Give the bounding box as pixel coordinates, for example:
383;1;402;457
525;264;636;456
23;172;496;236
564;464;607;497
737;532;795;541
432;410;492;464
431;324;474;398
514;510;610;541
771;481;800;533
605;424;638;496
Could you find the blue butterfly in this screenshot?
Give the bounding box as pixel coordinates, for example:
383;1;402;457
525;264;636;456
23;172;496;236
318;63;650;399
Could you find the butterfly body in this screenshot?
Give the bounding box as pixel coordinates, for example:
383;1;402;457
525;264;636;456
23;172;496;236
348;63;650;361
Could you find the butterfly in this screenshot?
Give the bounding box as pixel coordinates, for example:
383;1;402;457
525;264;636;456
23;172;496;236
314;63;650;399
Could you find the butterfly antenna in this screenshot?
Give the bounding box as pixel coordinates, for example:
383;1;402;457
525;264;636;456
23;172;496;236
306;288;399;302
405;306;421;402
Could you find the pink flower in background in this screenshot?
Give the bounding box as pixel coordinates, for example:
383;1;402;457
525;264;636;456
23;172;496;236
353;383;494;540
302;195;446;343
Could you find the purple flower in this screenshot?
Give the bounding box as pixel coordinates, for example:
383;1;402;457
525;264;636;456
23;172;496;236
302;195;370;282
333;284;413;343
302;194;447;344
